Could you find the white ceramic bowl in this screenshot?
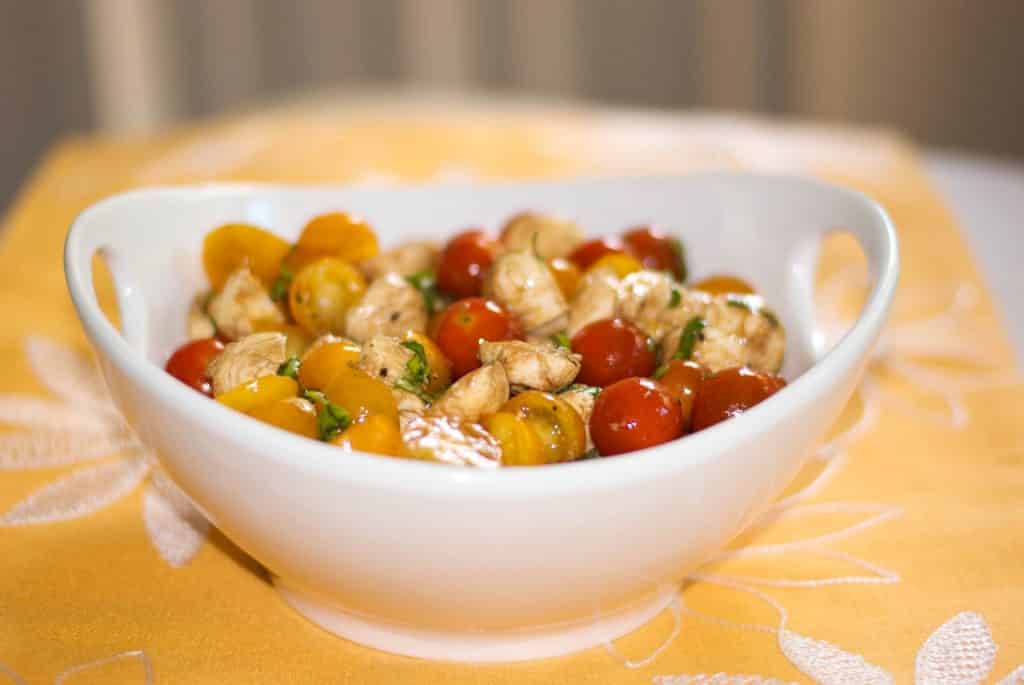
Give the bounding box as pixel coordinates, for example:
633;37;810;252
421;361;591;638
65;175;898;662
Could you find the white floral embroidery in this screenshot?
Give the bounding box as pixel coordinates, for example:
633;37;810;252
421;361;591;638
0;650;153;685
916;612;997;685
0;337;207;567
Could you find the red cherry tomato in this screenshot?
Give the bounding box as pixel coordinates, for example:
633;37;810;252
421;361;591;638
436;229;498;298
590;377;684;456
568;237;625;270
434;298;522;378
656;359;705;431
165;338;225;396
691;367;786;432
571;318;656;387
622;226;685;280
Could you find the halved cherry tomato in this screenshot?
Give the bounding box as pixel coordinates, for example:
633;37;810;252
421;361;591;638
332;414;406;456
405;332;452;395
323;365;399;424
590;377;684;456
656;359;705;431
436;229;498;298
588;253;643;279
621;226;685;280
288;257;367;336
292;212;379;267
547;257;582;299
299;338;362;389
483;411;545;466
165;338;225;396
691;367;786;431
571;318;656;387
248;397;319;439
216;375;299;413
692;274;756;295
203;223;291;290
568;237;625;270
434;298;521;378
497;391;587;464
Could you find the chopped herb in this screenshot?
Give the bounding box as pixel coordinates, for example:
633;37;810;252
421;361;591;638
277;356;300;381
646;337;658;354
551;332;571;349
761;308;780;327
565;383;601;397
580;448;601;460
303;390;351;441
395;339;434;404
669;288;682;308
672;317;705;361
670;238;688;282
269;261;295;302
726;297;752;312
652;363;669;379
405;269;446;315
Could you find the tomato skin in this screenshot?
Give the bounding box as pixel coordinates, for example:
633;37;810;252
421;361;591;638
692;274;756;295
547;257;582;299
590;377;684;456
434;298;521;378
571;318;656;387
436;230;498;298
622;226;684;280
691;367;786;432
656;359;705;430
568;238;625;270
165;338;225;396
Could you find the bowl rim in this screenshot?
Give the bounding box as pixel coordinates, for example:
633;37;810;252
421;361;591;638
65;173;899;496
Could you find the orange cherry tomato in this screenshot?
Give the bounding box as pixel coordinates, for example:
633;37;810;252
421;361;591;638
588;253;643;279
298;338;362;389
590;377;684;456
621;226;685;280
323;366;399;424
248;397;319;439
691;367;786;432
483;411;546;466
216;375;299;413
571;318;656;387
289;212;379;269
692;274;756;295
202;223;291;290
288;257;367;336
405;332;452;395
434;297;522;378
498;391;587;464
656;359;705;431
332;414;406;456
568;237;625;270
436;229;499;298
165;338;225;396
547;257;582;299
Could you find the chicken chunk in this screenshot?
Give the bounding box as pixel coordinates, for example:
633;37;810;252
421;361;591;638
356;335;434;412
662;294;785;374
558;384;600;450
615;270;697;342
358;241;439;280
206;266;284;341
187;292;216;340
429;363;509;423
401;414;501;468
567;266;619;337
483;252;568;336
344;273;428;343
206;332;287;396
499;212;584;259
479;340;581;392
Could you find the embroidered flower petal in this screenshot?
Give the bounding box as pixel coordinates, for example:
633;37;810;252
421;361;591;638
52;649;153;685
0;394;119;432
24;337;118;417
995;665;1024;685
779;630;893;685
0;429;138;470
0;457;148;525
914;612;996;685
142;473;209;567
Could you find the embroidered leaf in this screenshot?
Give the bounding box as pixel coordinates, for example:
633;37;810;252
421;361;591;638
143;473;209;567
0;429;138;470
994;665;1024;685
0;457;148;525
654;675;796;685
914;612;996;685
0;394;119;433
779;629;893;685
24;337;118;417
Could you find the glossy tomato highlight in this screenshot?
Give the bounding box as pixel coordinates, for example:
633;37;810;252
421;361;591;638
590;377;684;455
571;318;656;387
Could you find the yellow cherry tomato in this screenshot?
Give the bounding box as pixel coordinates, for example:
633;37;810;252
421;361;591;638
299;339;362;390
497;391;587;463
216;375;298;413
287;212;380;271
203;223;291;290
483;411;546;466
248;397;318;439
404;331;452;395
288;257;367;336
252;321;312;359
588;253;643;279
323;366;399;424
331;414;406;456
692;274;756;295
547;257;582;299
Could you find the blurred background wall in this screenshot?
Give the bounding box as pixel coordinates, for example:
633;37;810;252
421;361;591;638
3;0;1023;209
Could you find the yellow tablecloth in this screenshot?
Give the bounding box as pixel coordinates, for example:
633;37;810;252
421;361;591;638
2;99;1022;684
